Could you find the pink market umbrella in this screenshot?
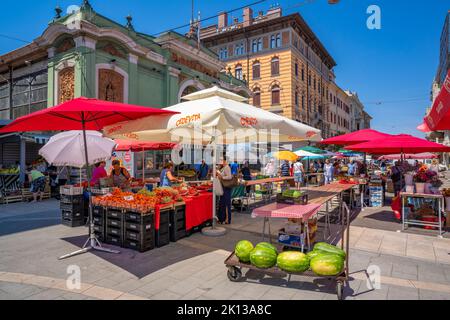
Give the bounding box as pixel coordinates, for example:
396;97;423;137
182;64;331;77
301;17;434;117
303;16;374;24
424;70;450;131
321;129;393;146
345;134;450;154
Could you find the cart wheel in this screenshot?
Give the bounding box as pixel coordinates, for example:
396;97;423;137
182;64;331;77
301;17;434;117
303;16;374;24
336;281;344;300
227;267;242;282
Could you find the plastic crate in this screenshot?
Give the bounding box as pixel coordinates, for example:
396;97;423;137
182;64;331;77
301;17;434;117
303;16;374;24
276;193;308;205
60;194;84;205
170;205;186;242
61;209;84;221
105;234;122;246
61;216;85;228
278;228;306;249
123;238;155;252
60;185;83;196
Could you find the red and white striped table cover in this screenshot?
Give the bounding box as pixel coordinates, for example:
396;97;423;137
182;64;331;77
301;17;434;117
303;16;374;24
251;203;322;219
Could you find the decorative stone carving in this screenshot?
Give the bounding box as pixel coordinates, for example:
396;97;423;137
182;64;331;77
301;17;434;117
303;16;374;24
56;38;75;54
101;43;126;59
98;69;124;103
58;67;75;103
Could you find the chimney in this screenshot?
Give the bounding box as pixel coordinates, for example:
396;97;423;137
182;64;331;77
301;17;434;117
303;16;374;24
266;6;282;19
218;11;228;29
243;7;253;27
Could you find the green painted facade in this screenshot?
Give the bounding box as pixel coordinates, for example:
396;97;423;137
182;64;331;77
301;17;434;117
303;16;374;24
44;3;248;109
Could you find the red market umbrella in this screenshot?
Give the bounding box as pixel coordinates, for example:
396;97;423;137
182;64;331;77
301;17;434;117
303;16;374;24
0;97;177;259
320;129;392;146
345;134;450;155
114;140;177;182
378;153;438;160
424;70;450;131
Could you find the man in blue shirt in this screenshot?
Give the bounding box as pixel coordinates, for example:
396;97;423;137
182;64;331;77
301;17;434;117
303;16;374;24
348;160;356;176
197;160;209;180
230;161;239;175
280;160;291;177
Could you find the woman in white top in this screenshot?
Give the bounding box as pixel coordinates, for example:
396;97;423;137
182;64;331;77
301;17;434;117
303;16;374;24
217;158;233;224
293;158;305;190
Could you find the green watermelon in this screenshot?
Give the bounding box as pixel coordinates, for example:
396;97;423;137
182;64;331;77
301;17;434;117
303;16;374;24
235;240;254;263
277;251;310;273
255;242;278;255
310;254;344;276
313;242;346;259
250;247;277;269
306;250;322;261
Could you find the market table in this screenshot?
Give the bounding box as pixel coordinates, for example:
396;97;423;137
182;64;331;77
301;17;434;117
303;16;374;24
183;192;213;231
252;202;322;250
400;192;445;237
242;177;294;206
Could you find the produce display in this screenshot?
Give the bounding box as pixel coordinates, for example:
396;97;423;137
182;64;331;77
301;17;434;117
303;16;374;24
235;240;254;263
178;170;197;178
233;240;345;276
282;189;304;198
0;167;19;174
277;251;310;273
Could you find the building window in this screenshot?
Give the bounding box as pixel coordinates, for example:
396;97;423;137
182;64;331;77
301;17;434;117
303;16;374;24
271;85;280;105
270;33;281;49
313;77;316;90
252;38;262;53
219;47;228;60
234;42;245;56
235;64;243;80
252;61;260;79
253;88;261;107
295;91;299;106
271;57;280;76
308;74;311;86
301;95;305;109
301;68;304;81
295;63;298;77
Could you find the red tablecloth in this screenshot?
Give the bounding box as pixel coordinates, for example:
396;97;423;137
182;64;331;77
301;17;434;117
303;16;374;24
184;192;213;231
251;203;321;220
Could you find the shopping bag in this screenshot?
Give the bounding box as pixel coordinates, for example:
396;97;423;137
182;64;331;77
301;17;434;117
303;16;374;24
213;177;224;196
391;196;401;220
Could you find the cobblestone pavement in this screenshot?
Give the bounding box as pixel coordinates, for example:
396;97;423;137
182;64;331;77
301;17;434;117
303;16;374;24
0;198;450;300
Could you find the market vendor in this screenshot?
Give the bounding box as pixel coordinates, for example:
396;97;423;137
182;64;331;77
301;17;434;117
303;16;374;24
160;162;182;187
110;160;131;190
92;161;108;185
240;161;252;193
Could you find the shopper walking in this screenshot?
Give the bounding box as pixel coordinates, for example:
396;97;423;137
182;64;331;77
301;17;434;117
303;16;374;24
293;158;304;190
390;161;404;196
29;165;46;202
218;159;233;225
324;159;334;185
240;161;252;194
280;160;291;177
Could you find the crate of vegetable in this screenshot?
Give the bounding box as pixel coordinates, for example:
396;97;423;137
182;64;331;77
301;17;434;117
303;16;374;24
276;190;308;205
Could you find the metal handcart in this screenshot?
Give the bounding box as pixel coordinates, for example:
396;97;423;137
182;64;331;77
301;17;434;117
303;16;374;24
224;202;351;300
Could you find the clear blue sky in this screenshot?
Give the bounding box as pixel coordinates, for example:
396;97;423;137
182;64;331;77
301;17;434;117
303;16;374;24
1;0;448;137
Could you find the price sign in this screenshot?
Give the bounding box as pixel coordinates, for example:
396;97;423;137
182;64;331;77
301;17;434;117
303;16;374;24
124;195;134;201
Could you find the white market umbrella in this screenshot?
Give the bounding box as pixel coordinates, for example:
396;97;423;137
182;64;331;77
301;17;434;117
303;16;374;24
104;86;322;144
39;131;116;168
103;87;322;236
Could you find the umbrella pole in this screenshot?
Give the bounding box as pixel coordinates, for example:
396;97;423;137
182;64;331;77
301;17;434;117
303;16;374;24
202;128;226;237
142;147;145;184
59;115;119;260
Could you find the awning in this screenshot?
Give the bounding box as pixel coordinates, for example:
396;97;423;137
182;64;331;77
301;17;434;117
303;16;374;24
424;69;450;131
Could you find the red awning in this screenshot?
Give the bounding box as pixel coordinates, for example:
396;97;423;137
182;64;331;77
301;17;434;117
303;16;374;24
115;140;177;152
345;134;450;154
0;97;177;133
417;122;431;133
320;129;392;146
378;153;438;160
424;70;450;131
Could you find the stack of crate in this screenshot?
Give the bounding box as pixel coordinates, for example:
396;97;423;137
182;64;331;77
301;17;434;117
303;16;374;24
105;208;124;247
92;206;106;241
170;204;186;242
155;206;171;248
123;211;155;252
60;193;86;227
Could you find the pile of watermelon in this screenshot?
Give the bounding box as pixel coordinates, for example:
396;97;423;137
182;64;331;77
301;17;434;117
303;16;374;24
234;241;345;276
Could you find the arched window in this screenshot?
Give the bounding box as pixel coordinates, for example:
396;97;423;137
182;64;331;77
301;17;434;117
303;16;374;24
270;33;281;49
271;57;279;76
235;64;243;80
271;85;280;105
252;38;263;53
252;61;260;79
253;88;261;107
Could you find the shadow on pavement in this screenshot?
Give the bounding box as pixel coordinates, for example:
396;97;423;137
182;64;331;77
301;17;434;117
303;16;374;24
0;212;60;237
60;234;214;279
